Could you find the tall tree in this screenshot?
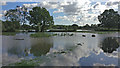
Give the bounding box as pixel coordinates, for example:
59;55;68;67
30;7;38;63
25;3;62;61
98;9;120;29
28;7;54;32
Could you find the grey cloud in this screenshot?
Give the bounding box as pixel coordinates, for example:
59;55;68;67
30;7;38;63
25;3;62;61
106;1;119;6
61;2;78;15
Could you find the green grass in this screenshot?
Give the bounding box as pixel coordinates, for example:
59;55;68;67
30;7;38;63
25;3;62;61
2;32;18;36
13;60;38;66
9;57;45;66
30;33;57;38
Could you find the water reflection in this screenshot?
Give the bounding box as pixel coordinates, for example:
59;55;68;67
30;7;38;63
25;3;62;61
2;32;120;66
2;34;53;65
7;46;24;57
30;38;53;56
100;37;119;53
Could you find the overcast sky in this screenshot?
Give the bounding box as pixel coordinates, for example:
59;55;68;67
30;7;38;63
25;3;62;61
1;0;120;25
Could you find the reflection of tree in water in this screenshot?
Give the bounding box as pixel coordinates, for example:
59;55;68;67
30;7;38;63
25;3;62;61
7;46;24;57
30;38;53;56
100;37;119;53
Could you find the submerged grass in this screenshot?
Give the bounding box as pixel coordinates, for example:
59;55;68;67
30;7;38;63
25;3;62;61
30;33;54;38
10;57;45;66
2;32;18;36
13;60;38;66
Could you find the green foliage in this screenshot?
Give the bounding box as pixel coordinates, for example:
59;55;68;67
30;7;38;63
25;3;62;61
83;24;90;29
2;21;20;32
2;32;17;36
5;9;20;22
72;24;78;31
28;7;54;32
13;60;39;66
30;33;52;38
21;24;31;31
98;9;120;29
3;6;29;32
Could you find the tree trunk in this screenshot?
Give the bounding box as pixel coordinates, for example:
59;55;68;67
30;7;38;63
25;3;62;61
41;21;45;32
41;25;44;32
38;25;41;32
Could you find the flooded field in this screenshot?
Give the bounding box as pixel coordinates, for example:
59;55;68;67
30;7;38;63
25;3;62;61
2;32;120;66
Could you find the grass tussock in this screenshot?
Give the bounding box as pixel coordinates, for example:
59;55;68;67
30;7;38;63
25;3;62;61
30;33;57;38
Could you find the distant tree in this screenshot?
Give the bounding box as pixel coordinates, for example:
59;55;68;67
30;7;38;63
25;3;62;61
28;7;54;32
84;24;90;28
98;9;120;29
91;24;98;28
2;21;20;32
72;24;78;31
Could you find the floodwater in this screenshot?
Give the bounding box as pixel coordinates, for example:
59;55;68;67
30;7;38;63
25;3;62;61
2;32;120;66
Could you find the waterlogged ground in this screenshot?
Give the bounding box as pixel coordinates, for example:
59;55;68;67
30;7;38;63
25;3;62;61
2;32;120;66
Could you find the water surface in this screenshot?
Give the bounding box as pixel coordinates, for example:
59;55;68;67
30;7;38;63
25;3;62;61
2;32;120;66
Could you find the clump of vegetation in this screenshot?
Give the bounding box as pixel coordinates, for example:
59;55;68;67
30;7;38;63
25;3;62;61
30;33;52;38
69;34;74;36
52;34;58;36
54;33;74;36
30;33;58;38
2;32;17;36
12;60;38;66
10;57;47;66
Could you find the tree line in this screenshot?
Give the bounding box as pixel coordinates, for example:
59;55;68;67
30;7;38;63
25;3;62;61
1;5;120;32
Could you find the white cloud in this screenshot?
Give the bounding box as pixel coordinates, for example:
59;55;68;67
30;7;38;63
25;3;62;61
2;10;7;14
39;1;58;9
40;35;101;66
0;1;7;5
53;8;63;13
23;2;58;9
105;0;120;10
23;3;39;9
4;0;119;25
